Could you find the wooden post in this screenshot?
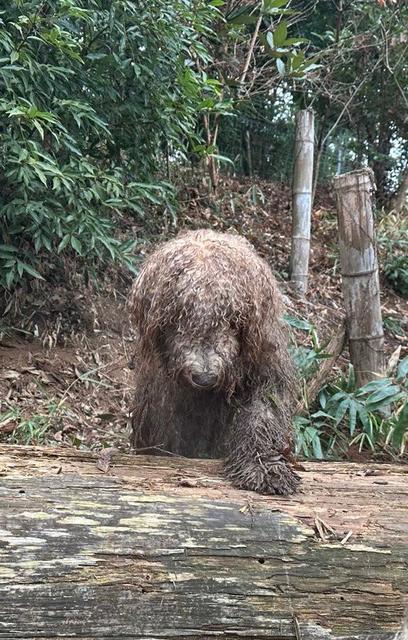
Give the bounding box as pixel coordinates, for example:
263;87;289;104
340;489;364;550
333;168;385;387
290;109;315;296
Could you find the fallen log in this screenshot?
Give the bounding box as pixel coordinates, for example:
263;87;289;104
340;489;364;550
0;445;407;640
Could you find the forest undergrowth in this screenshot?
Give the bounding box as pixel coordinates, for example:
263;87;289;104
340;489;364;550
1;177;407;461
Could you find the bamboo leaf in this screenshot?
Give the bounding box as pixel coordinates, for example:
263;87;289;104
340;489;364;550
276;58;285;76
273;22;288;47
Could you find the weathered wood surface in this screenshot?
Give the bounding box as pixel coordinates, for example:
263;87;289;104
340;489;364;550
333;168;385;387
0;445;407;640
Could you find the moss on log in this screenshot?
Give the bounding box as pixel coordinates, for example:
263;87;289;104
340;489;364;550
0;445;407;639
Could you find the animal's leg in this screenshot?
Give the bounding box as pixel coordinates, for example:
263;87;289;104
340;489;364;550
224;390;300;495
131;366;179;453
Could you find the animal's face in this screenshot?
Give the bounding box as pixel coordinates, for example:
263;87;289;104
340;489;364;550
162;330;240;392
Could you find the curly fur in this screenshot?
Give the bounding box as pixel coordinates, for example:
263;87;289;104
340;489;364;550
129;229;300;495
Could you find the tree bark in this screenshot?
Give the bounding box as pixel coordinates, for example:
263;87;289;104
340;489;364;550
203;113;218;192
391;167;408;213
333;169;385;387
245;128;253;178
372;132;392;207
311;115;327;206
290;109;315;297
1;444;407;640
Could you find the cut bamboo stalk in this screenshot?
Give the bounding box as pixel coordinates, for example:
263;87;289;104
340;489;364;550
333;168;385;387
290;109;315;296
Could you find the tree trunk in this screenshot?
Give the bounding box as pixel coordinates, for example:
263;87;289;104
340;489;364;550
290;109;315;297
311;115;327;206
391;167;408;213
203;113;218;193
333;169;385;387
1;444;407;640
372;136;392;207
371;66;392;207
245;128;253;178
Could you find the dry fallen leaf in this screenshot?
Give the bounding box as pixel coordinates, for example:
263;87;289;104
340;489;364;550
1;370;21;380
386;345;401;376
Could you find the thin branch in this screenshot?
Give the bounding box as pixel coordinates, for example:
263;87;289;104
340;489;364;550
239;12;263;90
321;57;382;148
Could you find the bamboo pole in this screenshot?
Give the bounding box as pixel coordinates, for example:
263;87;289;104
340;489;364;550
290;109;315;296
333;168;385;387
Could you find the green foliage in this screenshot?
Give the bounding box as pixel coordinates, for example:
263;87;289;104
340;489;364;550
222;1;407;195
319;371;407;452
0;0;222;287
218;96;296;182
295;360;408;460
225;0;313;82
290;314;408;460
0;400;66;445
293;415;324;459
213;0;312;180
379;211;408;297
383;255;408;298
383;315;406;338
286;314;331;379
305;0;408;200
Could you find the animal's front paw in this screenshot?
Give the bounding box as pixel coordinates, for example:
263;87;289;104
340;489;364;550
225;454;301;495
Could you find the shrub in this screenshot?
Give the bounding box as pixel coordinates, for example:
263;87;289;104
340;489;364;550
289;315;408;459
0;0;222;288
295;360;408;459
384;254;408;298
378;211;408;298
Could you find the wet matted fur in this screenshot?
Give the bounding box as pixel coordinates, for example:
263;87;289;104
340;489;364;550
129;229;300;495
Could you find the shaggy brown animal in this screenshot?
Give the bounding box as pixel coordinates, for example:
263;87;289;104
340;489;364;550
129;229;300;495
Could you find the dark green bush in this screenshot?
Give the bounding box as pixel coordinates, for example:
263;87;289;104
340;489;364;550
0;0;222;287
384;254;408;298
290;315;408;459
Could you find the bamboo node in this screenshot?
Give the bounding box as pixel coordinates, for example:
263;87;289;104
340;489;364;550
342;268;378;278
348;334;384;343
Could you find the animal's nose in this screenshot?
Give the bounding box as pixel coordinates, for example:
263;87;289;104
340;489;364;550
191;371;218;389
